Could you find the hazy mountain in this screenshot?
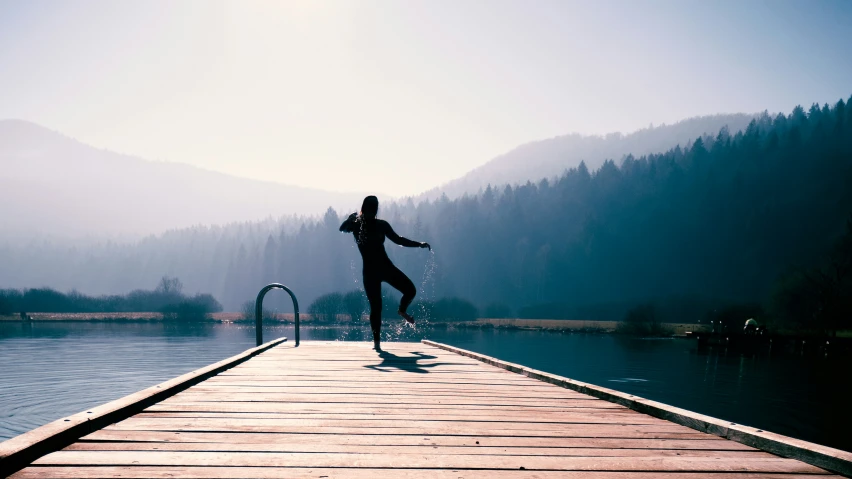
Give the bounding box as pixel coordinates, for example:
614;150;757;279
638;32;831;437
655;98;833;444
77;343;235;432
0;120;376;239
417;114;757;200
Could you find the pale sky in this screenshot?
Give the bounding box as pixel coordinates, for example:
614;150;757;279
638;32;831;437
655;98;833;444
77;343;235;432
2;0;851;197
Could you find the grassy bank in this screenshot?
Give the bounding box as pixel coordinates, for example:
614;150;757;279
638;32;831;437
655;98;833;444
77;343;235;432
467;318;709;336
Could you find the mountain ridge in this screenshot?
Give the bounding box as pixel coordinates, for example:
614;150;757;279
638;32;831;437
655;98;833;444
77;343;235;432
414;113;757;200
0;119;380;239
0;119;368;193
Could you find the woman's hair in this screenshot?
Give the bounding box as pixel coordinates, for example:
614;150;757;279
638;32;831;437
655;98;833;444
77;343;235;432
360;195;379;219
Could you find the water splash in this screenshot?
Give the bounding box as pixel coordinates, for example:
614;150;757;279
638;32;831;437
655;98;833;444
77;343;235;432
338;246;364;342
355;215;369;246
349;256;359;287
421;250;438;296
415;250;438;327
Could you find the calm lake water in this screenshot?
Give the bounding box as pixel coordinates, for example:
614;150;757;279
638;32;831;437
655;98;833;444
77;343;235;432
1;321;850;453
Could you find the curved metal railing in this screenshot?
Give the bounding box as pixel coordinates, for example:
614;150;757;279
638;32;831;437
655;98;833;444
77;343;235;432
255;283;299;347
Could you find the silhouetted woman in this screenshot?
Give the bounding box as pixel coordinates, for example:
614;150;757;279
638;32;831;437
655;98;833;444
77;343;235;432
340;196;431;351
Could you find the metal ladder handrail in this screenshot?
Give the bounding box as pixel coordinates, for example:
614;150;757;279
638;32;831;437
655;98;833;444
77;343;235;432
255;283;299;347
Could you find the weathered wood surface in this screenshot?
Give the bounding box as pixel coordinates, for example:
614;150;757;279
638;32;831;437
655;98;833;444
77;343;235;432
423;339;852;477
6;341;848;478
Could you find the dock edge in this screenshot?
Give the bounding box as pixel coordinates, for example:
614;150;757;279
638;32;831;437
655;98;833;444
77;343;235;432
0;336;288;476
423;339;852;476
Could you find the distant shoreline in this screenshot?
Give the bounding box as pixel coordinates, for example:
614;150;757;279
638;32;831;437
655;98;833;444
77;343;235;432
0;312;255;323
471;318;707;336
0;313;709;335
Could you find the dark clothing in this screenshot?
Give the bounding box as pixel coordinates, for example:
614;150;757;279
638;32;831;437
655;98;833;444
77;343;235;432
340;217;421;260
340;216;419;339
363;262;416;338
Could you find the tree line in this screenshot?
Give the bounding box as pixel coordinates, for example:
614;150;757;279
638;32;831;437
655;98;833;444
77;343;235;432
0;277;222;320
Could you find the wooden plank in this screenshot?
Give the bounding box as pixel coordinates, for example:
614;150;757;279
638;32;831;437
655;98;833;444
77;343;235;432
201;380;572;388
158;399;617;409
226;366;497;376
146;401;627;413
182;387;592;399
154;388;626;401
62;441;776;457
163;393;607;406
135;410;652;418
193;381;584;391
94;430;715;440
200;375;551;382
11;467;840;479
154;400;617;411
213;376;543;384
105;416;698;432
423;339;852;476
125;412;669;425
225;369;490;376
191;382;587;390
29;450;828;473
212;375;544;384
101;424;709;439
137;411;639;420
224;367;492;373
0;338;288;478
225;362;491;366
81;430;749;449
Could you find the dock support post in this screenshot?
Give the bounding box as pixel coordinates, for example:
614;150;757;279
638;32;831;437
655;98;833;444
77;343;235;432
255;283;299;347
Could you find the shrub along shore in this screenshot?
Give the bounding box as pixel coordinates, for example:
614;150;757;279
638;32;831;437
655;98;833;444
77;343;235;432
0;277;221;322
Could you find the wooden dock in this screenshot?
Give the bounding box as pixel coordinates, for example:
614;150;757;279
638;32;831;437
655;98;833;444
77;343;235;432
2;339;851;478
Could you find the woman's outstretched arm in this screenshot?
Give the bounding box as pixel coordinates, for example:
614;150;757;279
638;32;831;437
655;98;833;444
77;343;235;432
383;221;430;250
339;213;358;232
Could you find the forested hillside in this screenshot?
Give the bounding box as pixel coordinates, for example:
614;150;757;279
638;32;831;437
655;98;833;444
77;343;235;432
2;99;850;329
417;114;756;200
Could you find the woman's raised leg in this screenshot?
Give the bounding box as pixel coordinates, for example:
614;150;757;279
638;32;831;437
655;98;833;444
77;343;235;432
385;264;417;324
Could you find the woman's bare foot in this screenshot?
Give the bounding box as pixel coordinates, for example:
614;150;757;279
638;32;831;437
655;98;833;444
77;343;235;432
398;310;415;324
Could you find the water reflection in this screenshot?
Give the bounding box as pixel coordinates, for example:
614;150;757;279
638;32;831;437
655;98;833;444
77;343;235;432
159;322;218;338
0;321;69;339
